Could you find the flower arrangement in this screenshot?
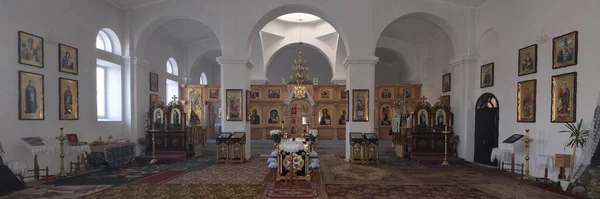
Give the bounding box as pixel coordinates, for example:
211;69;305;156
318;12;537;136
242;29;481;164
309;161;320;170
268;162;278;170
309;129;319;141
266;156;278;170
309;151;319;158
270;130;282;143
270;151;278;158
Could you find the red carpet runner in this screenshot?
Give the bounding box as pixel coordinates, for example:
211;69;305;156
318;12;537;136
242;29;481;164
263;181;323;199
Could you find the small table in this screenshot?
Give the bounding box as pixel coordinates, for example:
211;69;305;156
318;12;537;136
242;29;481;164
536;154;559;182
88;142;135;168
66;144;90;175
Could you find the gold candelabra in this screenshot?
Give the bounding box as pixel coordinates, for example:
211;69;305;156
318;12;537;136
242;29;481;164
441;127;450;166
55;127;68;178
522;129;533;180
149;132;157;164
282;121;288;139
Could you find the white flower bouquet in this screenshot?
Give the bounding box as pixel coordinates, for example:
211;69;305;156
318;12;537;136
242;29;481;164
309;129;318;140
270;130;282;136
270;130;282;143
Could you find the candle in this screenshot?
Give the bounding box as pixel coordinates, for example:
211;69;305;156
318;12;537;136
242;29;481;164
445;126;448;132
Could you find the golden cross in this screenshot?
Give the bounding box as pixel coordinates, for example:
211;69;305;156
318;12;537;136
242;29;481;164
420;95;427;104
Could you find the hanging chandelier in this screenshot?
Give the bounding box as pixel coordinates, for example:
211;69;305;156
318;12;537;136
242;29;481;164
292;42;308;99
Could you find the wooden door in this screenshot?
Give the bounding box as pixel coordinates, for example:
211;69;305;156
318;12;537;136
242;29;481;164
474;93;499;166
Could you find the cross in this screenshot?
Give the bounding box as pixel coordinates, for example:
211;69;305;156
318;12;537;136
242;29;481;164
420;95;427;104
171;95;178;103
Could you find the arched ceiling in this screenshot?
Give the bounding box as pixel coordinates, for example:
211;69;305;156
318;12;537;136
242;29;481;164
381;18;442;44
375;48;401;65
107;0;170;9
155;19;218;45
438;0;488;7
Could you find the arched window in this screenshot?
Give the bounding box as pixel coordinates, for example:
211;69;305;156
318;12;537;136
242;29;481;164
95;28;122;55
166;57;178;76
96;28;122;121
200;72;208;85
96;31;111;52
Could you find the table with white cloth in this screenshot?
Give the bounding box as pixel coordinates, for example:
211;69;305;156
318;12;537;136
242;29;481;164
536;154;560;182
276;138;313;182
66;145;90;156
490;142;519;172
88;142;135;168
18;138;53;180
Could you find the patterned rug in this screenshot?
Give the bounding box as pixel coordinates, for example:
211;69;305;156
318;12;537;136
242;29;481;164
262;181;325;199
325;184;497;199
407;169;518;185
166;156;269;185
320;156;421;185
470;184;574;199
378;156;425;170
0;185;112;199
85;183;264;199
135;170;187;184
47;156;215;186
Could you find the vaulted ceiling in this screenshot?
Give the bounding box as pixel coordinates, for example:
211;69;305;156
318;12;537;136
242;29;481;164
155;19;217;45
439;0;488;7
381;18;442;44
107;0;169;9
108;0;488;10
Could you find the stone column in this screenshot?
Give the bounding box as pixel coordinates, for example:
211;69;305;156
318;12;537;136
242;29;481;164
450;55;479;162
217;57;253;159
131;57;150;155
344;56;378;160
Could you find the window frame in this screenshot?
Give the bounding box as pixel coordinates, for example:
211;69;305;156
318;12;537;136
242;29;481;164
96;30;112;52
96;65;108;119
166;57;178;76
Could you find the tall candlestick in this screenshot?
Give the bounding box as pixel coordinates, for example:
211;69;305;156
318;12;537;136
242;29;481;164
522;129;533;180
55;127;68;178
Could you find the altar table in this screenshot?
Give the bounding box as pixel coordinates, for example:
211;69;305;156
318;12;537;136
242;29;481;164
88;142;135;168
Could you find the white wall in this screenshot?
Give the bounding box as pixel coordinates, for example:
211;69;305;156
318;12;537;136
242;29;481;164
419;32;454;101
189;58;220;85
266;43;332;84
0;0;124;174
136;33;184;141
475;0;600;179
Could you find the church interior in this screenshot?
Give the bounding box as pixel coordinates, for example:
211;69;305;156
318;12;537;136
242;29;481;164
1;0;600;198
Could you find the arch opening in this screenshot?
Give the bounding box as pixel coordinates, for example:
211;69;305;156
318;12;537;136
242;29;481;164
375;47;410;85
244;4;350;62
266;42;332;84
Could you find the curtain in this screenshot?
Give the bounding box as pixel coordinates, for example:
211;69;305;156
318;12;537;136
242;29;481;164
571;92;600;182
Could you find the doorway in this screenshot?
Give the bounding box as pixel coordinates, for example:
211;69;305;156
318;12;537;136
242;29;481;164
474;93;499;166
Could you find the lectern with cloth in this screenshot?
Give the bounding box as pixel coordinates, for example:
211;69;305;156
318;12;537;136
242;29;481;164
491;134;523;172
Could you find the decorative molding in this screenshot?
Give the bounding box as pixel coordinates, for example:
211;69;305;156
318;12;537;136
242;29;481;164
216;57;253;69
181;77;191;84
250;77;268;85
330;76;346;85
343;56;379;68
121;56;132;63
134;58;150;68
450;54;479;68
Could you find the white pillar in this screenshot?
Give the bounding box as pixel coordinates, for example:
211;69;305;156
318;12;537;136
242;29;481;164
132;57;149;155
217;57;253;159
450;55;479;162
344;56;378;160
